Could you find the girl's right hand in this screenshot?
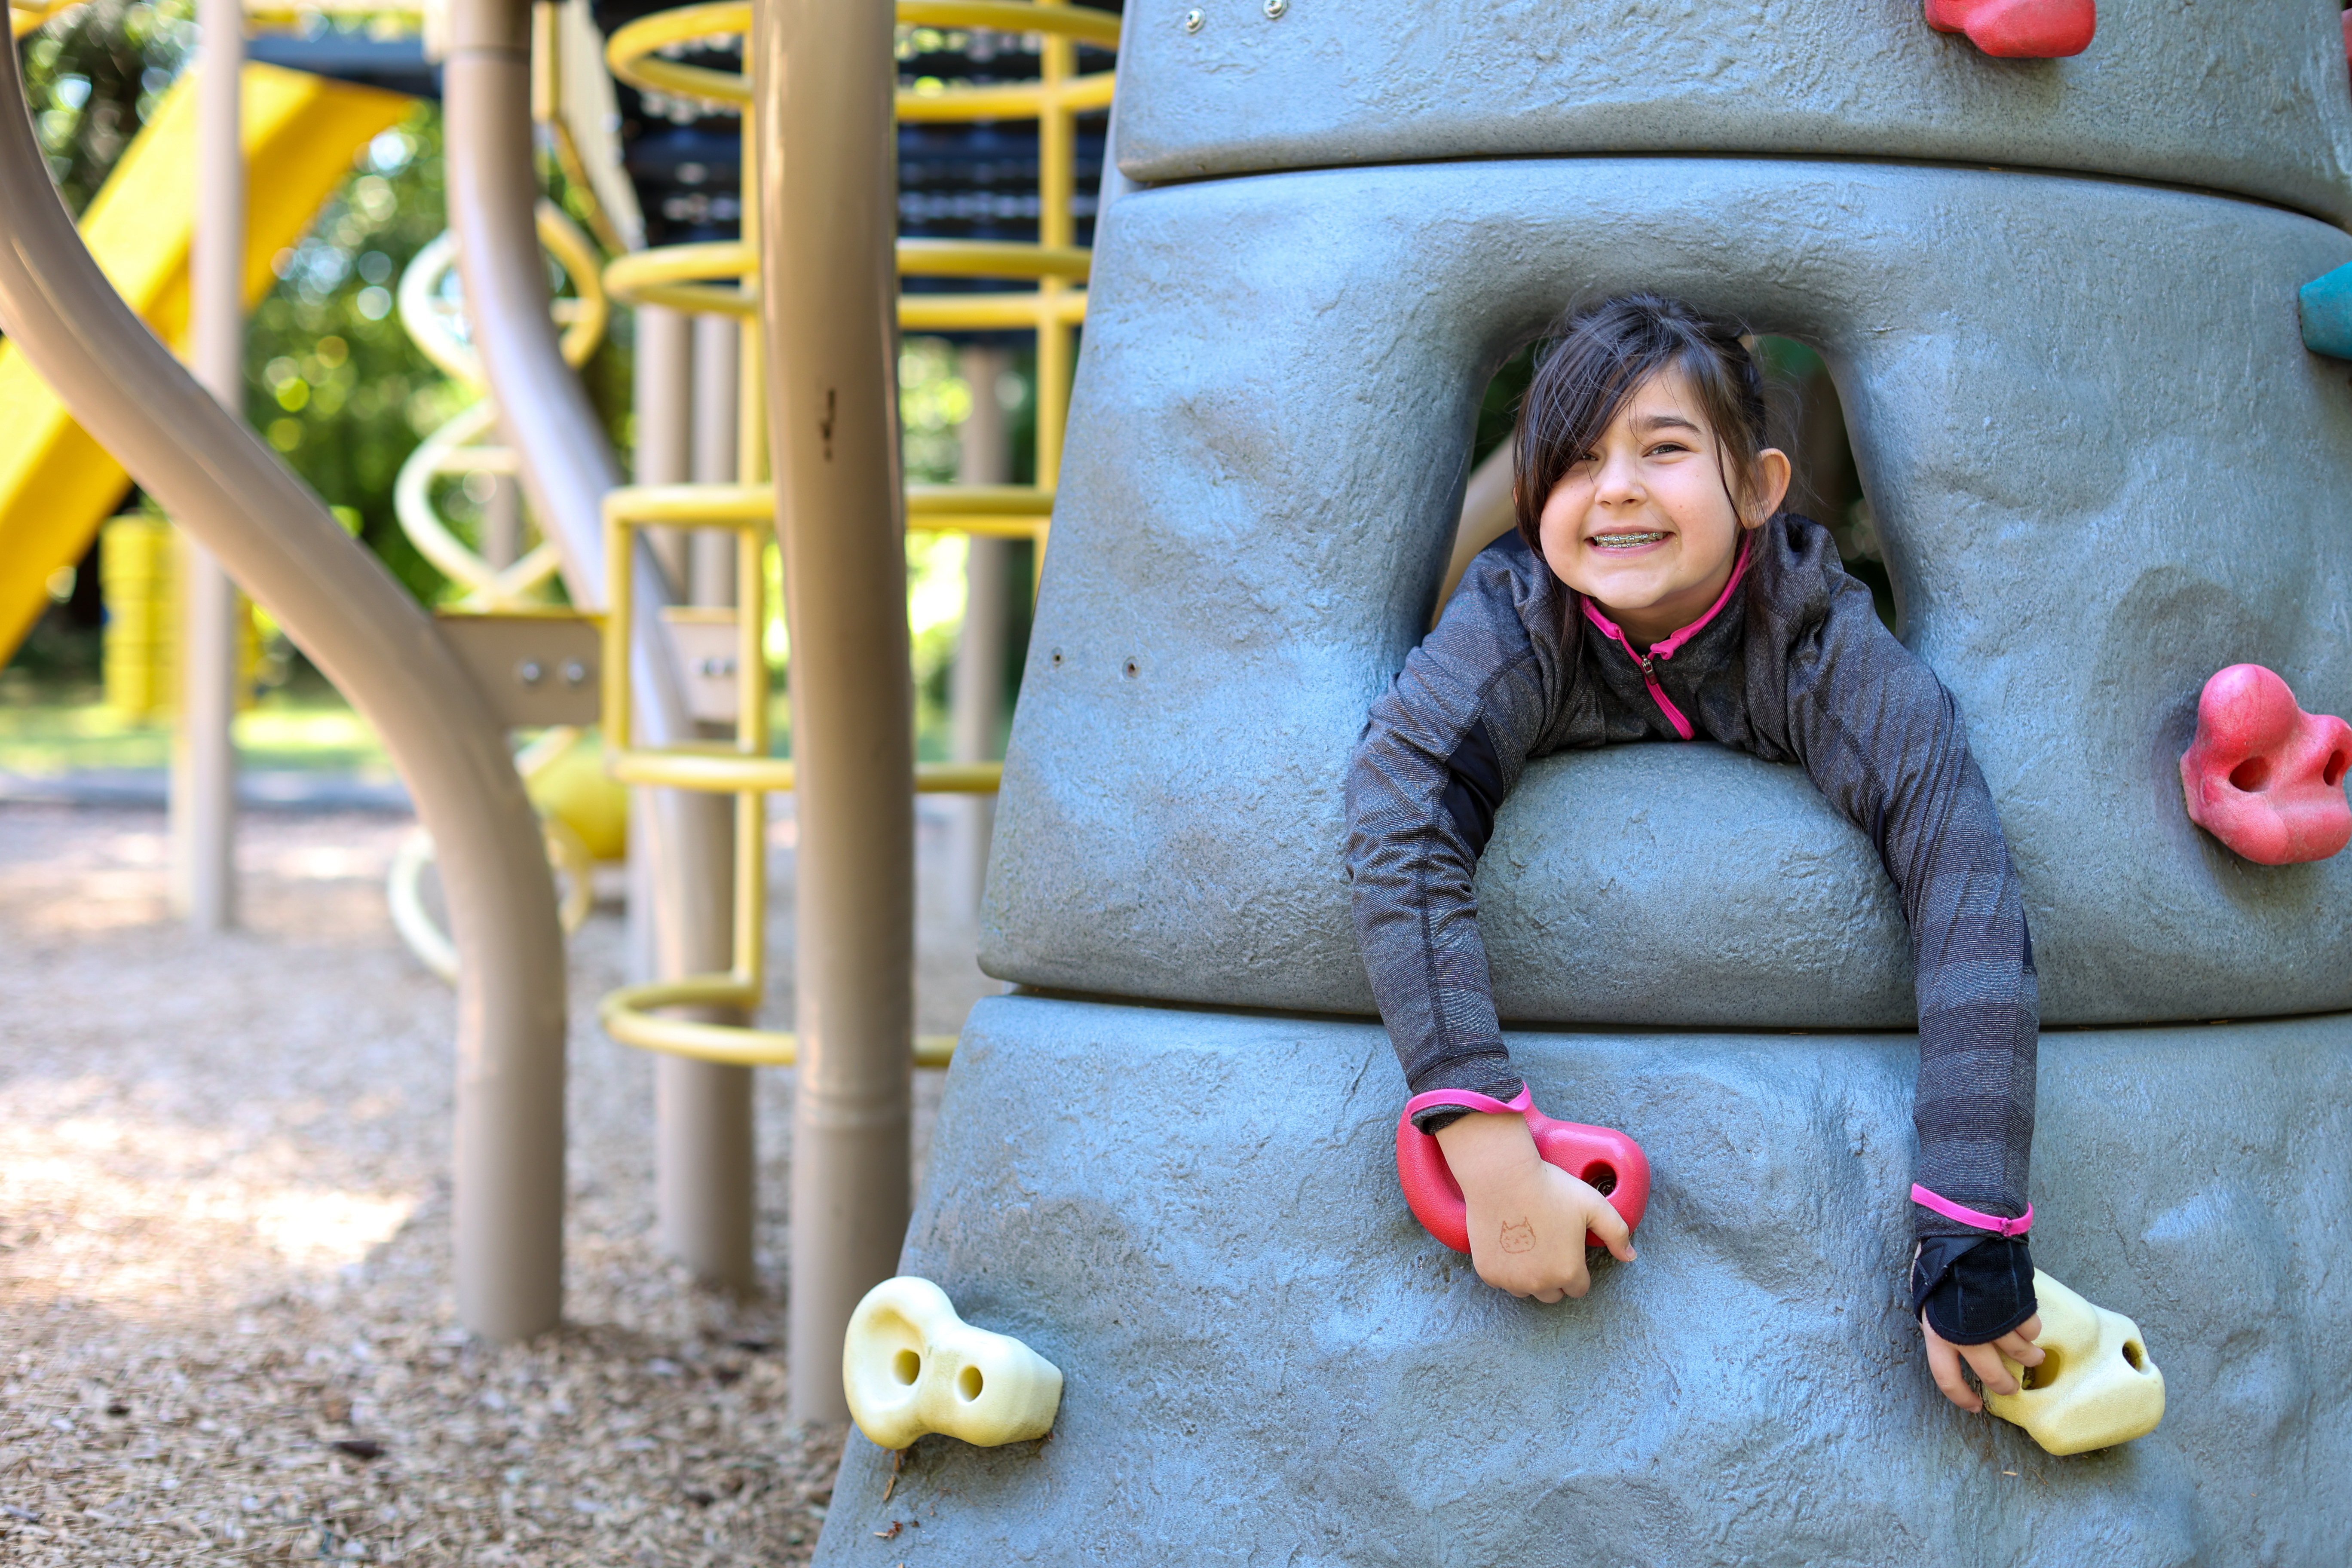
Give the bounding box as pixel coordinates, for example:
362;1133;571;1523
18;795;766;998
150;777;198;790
1433;1110;1637;1302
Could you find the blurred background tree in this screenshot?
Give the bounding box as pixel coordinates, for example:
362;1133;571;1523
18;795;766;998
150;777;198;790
9;4;475;696
248;105;455;611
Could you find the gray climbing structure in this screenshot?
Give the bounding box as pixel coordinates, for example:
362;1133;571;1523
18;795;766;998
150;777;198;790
818;4;2352;1561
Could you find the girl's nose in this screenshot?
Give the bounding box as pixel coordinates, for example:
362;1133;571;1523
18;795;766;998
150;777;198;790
1593;449;1646;505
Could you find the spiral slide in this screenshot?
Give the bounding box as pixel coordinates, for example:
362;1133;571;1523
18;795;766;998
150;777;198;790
0;60;408;663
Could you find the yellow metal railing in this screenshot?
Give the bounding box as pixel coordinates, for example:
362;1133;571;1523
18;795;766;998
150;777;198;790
596;490;975;1066
595;0;1115;1068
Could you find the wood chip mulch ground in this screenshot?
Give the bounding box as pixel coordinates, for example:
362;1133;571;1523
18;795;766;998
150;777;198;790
0;801;980;1565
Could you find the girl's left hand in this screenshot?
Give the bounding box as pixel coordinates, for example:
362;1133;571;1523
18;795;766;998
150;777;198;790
1920;1311;2045;1412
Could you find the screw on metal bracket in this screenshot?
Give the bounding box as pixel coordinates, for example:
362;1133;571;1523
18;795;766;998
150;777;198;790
1263;0;1285;17
1182;7;1204;31
516;659;545;686
560;660;588;686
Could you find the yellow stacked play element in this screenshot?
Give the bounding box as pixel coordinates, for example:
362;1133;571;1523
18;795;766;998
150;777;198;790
524;731;629;862
98;514;260;720
0;61;410;667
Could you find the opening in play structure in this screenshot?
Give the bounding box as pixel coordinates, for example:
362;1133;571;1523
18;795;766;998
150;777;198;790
894;1349;922;1385
959;1366;986;1401
1466;337;1896;631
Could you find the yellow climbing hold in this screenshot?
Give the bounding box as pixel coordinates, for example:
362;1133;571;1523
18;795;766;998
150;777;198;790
1985;1271;2165;1456
843;1277;1062;1451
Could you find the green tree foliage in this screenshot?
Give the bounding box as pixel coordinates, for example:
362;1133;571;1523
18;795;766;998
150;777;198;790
17;0;195;216
246;107;457;606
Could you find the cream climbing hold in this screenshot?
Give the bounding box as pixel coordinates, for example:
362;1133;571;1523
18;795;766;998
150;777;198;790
1984;1271;2165;1456
843;1277;1063;1451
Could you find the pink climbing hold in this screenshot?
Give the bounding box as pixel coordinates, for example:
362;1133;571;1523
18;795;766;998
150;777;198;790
1395;1101;1650;1255
1924;0;2095;60
2179;664;2352;867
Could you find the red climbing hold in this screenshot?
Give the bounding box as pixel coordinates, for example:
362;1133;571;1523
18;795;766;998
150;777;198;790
1924;0;2095;59
2180;664;2352;867
1396;1101;1650;1255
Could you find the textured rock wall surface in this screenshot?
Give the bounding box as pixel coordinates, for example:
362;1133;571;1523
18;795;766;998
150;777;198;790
813;997;2352;1568
1112;0;2352;224
981;159;2352;1028
927;8;2352;1559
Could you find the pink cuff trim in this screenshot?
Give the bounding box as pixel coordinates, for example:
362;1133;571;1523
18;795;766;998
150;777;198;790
1404;1083;1532;1120
1911;1184;2034;1238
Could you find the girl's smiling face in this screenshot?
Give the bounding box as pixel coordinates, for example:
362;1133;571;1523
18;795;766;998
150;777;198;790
1535;369;1790;646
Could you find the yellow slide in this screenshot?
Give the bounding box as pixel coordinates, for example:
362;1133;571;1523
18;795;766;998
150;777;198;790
0;61;409;662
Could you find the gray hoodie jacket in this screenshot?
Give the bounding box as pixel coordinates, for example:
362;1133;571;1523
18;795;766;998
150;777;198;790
1343;514;2037;1242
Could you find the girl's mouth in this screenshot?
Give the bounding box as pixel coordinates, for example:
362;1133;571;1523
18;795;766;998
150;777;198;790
1589;531;1669;551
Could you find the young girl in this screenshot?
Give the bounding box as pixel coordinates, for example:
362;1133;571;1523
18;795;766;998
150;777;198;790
1345;294;2045;1409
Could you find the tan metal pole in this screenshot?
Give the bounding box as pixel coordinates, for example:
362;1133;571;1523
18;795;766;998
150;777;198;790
654;305;755;1293
951;343;1010;915
633;302;693;591
753;0;915;1424
625;302;690;987
444;0;746;1296
178;0;243;931
0;37;569;1341
690;310;741;604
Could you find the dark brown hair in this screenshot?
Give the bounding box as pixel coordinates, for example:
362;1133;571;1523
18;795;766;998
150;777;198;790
1510;293;1775;552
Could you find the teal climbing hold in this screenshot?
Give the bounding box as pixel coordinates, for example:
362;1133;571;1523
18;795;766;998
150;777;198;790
2299;262;2352;360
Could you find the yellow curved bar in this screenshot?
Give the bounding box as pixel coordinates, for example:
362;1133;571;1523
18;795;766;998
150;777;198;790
897;0;1120;48
603;2;751;103
908;484;1053;539
600;980;960;1068
614;481;1048;519
894;71;1115;121
608;481;1046;539
909;483;1054;515
606;283;1089;331
899;290;1089;331
603;240;758;317
608;480;772;526
608;238;1087;319
898;238;1090;282
912;515;1048;539
609;749;1004;794
535;204;612;366
607;0;1117;112
607;239;756;286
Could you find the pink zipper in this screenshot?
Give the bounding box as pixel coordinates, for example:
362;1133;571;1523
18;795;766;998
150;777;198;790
1579;537;1753;742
